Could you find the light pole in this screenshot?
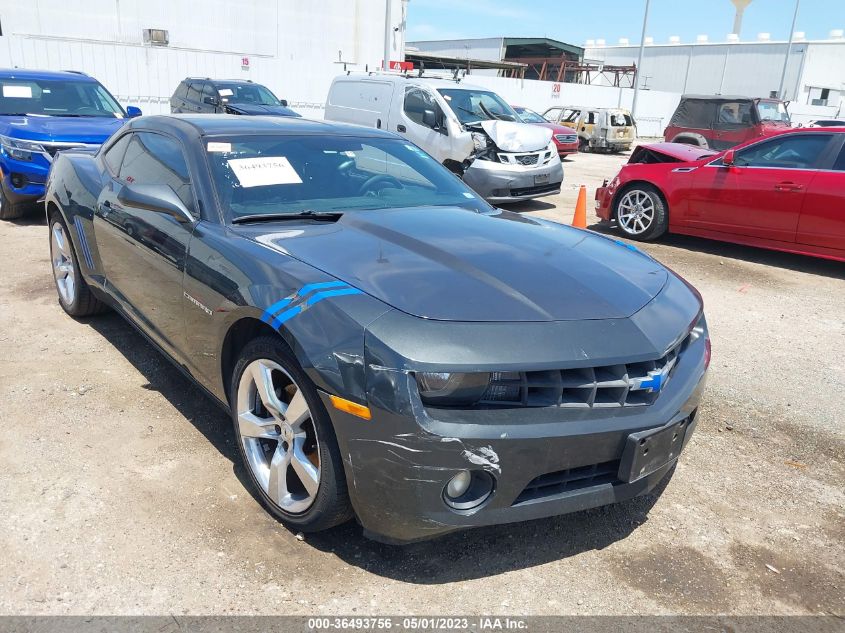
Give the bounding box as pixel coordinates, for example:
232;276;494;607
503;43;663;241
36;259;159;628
777;0;800;100
383;0;393;70
631;0;651;119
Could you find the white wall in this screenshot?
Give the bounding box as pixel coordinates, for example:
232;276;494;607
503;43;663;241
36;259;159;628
466;75;681;137
0;0;407;118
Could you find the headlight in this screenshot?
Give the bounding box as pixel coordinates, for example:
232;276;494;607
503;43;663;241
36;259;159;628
547;141;556;154
471;132;488;152
415;372;490;406
0;134;45;161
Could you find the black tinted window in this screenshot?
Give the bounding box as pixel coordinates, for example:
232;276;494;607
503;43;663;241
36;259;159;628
103;133;132;174
736;134;831;169
833;146;845;171
202;84;216;100
119;132;195;213
175;82;189;100
185;82;202;103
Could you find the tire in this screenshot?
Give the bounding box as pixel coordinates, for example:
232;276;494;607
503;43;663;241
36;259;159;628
0;184;31;220
48;214;108;317
578;138;590;153
613;184;668;241
230;336;353;532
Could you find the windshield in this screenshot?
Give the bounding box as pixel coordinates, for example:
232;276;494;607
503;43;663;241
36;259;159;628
0;78;125;118
756;100;790;123
206;135;491;221
437;88;519;124
216;83;280;106
514;107;547;124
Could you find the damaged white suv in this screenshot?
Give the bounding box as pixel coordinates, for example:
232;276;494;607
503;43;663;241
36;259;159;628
325;74;563;203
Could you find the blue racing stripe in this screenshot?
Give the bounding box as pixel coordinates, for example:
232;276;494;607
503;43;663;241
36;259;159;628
265;286;364;329
261;280;351;323
304;287;364;307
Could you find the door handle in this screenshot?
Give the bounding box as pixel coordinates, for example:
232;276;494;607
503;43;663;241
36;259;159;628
774;182;803;192
397;124;407;133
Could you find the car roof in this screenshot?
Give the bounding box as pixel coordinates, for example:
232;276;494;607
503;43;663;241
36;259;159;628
335;73;489;92
0;68;97;82
129;114;398;139
680;94;757;102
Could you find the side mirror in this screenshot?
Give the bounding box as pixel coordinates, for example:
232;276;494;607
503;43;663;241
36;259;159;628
203;96;218;106
126;106;142;118
280;99;289;107
117;183;193;223
722;149;736;166
422;109;438;129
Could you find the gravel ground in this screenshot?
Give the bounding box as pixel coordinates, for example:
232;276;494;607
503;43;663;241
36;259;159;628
0;147;842;616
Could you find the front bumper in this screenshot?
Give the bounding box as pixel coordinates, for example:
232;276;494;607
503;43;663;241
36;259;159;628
554;141;579;156
328;296;708;543
463;157;564;203
595;184;614;221
0;155;48;206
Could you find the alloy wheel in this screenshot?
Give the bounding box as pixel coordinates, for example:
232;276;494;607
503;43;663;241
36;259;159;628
617;190;655;235
236;359;321;514
50;221;76;306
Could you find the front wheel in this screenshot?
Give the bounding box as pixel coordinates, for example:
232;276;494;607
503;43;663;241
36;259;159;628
230;336;353;532
614;185;668;241
49;215;107;316
0;185;30;220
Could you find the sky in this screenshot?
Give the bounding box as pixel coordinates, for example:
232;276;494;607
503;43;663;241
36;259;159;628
406;0;845;46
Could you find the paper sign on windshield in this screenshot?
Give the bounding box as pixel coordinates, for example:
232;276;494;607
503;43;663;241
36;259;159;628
228;157;302;188
3;85;33;98
218;89;234;96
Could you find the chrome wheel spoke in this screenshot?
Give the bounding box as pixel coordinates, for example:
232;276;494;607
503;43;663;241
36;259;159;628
291;436;320;497
250;360;285;419
267;445;292;504
238;411;279;439
282;389;309;429
51;223;76;305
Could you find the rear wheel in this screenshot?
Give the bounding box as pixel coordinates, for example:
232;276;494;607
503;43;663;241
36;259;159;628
614;184;668;241
49;215;107;316
230;336;353;532
0;185;30;220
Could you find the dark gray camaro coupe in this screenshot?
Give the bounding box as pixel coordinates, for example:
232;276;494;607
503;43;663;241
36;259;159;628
45;115;709;543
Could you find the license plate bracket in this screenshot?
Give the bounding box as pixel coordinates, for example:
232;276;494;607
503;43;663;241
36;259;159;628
534;173;550;185
618;417;690;483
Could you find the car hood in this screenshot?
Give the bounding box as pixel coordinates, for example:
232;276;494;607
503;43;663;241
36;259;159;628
223;103;301;117
479;120;551;152
638;142;719;162
246;207;668;322
0;115;126;144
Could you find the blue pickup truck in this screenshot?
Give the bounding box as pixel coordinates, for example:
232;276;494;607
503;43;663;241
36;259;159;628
0;69;140;219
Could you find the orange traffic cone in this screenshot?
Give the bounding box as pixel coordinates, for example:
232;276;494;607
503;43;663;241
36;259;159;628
572;185;587;229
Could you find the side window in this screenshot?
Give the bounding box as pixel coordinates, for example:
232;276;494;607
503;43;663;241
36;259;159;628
119;132;195;214
185;82;202;103
403;87;440;129
736;134;832;169
716;102;753;127
586;112;597;125
103;133;132;175
176;82;190;99
544;107;562;122
832;146;845;171
562;109;580;123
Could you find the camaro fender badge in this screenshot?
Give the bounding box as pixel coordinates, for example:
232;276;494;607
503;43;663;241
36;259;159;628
260;281;364;330
183;291;213;316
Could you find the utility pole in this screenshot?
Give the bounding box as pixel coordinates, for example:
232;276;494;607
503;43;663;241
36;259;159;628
777;0;800;99
631;0;651;118
383;0;393;70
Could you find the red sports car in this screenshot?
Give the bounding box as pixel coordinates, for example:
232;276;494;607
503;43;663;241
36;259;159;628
513;106;579;156
595;128;845;262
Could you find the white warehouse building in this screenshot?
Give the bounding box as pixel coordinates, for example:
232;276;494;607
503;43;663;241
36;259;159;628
586;33;845;114
0;0;408;117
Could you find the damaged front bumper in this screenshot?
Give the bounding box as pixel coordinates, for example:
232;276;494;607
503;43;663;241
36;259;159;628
322;306;709;544
463;157;563;204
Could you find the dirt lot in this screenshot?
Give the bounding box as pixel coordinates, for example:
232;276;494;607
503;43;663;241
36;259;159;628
0;147;843;617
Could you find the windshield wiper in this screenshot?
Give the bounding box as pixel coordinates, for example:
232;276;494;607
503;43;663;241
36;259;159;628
232;210;344;224
479;102;505;121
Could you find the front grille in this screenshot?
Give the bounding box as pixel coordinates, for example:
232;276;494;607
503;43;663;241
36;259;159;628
513;460;621;505
516;154;539;166
479;336;687;409
555;134;578;144
508;183;560;197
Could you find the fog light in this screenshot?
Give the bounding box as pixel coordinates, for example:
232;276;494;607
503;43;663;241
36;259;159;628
446;470;472;498
443;470;495;511
10;173;27;189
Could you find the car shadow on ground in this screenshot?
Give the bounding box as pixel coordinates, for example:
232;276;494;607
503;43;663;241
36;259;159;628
86;310;673;583
499;200;557;213
8;213;46;227
590;222;845;281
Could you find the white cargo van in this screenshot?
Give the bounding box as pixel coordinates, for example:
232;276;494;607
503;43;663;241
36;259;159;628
325;73;563;203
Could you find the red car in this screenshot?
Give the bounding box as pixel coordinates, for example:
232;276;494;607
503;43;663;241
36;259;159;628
513;106;579;156
595;128;845;262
